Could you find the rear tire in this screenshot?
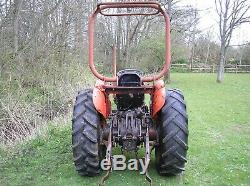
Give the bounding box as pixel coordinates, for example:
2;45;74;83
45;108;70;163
72;89;105;176
155;89;188;175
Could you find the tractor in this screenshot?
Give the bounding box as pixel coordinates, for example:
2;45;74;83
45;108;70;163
72;1;188;185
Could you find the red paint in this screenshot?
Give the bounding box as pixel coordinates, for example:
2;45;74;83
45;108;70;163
93;80;111;118
88;1;171;82
152;80;166;117
89;2;170;119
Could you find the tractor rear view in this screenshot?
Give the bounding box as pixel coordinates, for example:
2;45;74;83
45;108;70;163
72;1;188;185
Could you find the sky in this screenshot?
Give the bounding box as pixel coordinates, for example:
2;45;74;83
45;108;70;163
179;0;250;45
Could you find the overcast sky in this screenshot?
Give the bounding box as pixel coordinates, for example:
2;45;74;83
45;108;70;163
179;0;250;45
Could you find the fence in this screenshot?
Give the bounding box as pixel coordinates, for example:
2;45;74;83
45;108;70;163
171;64;250;73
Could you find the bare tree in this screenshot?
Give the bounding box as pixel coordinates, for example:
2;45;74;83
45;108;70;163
13;0;23;57
215;0;250;83
159;0;198;83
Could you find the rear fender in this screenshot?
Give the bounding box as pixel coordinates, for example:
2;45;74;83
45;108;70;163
93;80;111;118
152;80;166;118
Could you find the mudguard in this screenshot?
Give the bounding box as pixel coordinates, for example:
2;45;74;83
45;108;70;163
93;80;111;118
152;80;166;118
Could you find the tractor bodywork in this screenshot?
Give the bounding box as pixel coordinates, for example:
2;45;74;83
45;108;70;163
72;2;188;186
93;72;165;151
93;79;166;119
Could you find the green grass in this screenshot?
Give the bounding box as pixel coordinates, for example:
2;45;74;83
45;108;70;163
1;73;250;186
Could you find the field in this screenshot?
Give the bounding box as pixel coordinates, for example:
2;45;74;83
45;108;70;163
0;73;250;186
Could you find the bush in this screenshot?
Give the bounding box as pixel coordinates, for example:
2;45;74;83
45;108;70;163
0;55;95;145
175;58;188;64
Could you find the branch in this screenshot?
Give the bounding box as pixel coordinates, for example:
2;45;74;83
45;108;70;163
16;0;64;54
218;0;250;48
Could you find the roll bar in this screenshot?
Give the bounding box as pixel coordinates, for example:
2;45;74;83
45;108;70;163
88;1;171;82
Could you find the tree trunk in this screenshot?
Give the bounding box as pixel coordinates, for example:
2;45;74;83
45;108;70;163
116;9;122;70
217;0;228;83
13;0;21;56
214;0;250;82
217;44;226;83
75;0;84;59
32;0;38;60
205;42;210;64
190;43;195;70
58;1;68;67
125;15;131;67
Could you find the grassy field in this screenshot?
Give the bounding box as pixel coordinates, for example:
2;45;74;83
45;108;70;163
0;73;250;186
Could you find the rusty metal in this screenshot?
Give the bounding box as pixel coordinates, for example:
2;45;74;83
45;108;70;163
145;127;152;186
102;114;157;142
98;2;161;16
148;128;157;141
88;1;171;82
89;2;170;183
109;107;153;152
99;126;113;186
104;85;154;94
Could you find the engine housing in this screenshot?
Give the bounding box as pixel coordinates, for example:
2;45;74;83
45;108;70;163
115;69;144;110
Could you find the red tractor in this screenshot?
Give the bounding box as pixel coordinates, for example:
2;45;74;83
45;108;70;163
72;1;188;185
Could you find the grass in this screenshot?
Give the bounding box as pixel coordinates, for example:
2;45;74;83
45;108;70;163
0;73;250;186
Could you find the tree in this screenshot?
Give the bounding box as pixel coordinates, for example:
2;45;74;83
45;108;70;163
13;0;23;57
159;0;198;83
215;0;250;83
